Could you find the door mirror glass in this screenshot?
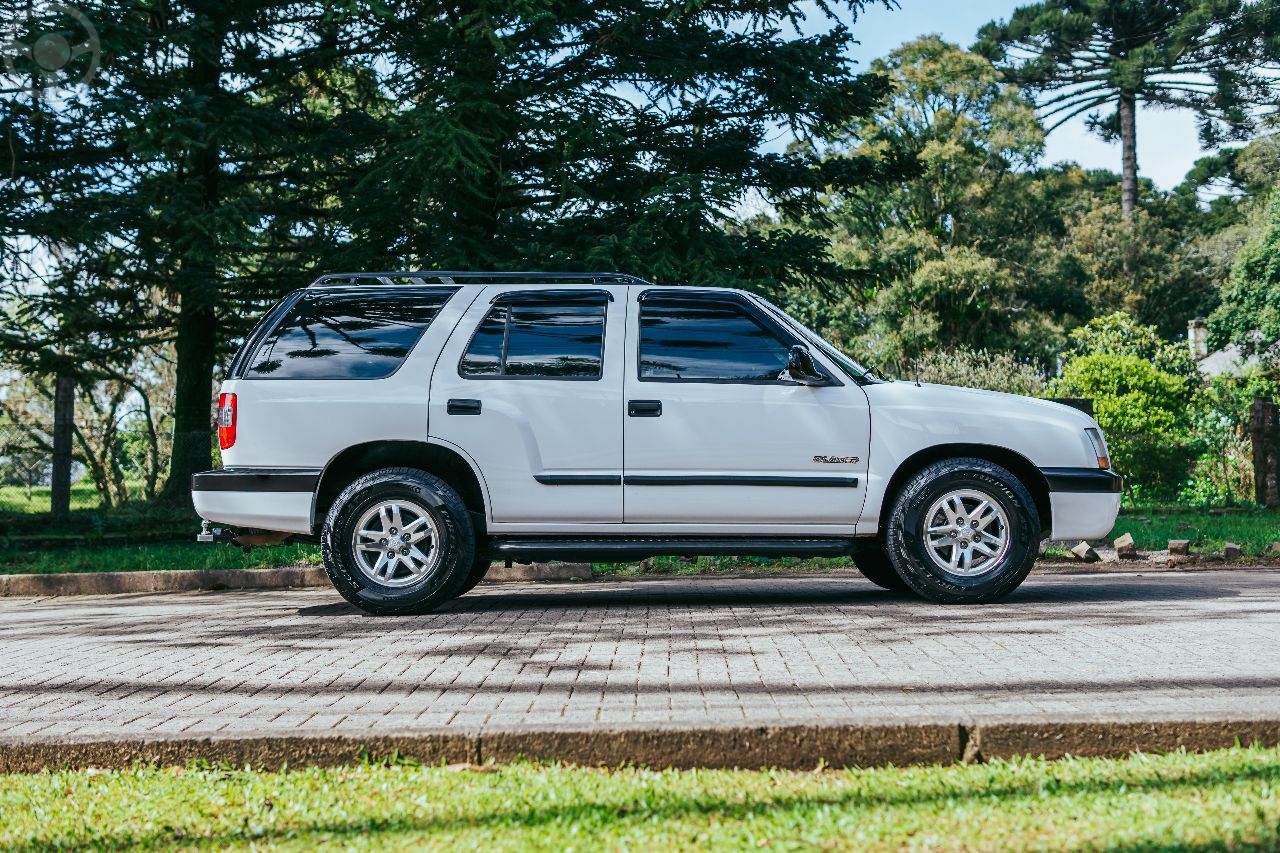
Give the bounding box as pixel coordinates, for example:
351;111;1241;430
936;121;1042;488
783;345;828;386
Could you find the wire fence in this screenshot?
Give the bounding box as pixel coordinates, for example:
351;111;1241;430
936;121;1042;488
0;411;152;515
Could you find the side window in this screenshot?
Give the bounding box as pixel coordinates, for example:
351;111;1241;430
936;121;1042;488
460;299;607;380
242;287;456;380
639;297;791;382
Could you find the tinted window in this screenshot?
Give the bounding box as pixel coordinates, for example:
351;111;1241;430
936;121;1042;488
244;288;455;379
639;298;790;381
460;303;606;379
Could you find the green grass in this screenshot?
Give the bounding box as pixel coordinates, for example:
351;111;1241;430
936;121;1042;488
0;482;116;514
2;747;1279;850
0;541;321;575
1111;507;1280;556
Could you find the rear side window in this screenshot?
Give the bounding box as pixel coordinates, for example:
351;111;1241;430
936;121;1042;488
460;300;607;380
242;287;457;380
638;296;791;382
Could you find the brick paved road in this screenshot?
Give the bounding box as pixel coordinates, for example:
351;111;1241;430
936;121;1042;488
2;572;1278;741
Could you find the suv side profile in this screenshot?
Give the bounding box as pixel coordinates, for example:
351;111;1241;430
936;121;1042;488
194;271;1122;614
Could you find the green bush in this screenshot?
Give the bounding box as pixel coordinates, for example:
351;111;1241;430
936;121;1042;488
910;348;1045;396
1051;352;1195;501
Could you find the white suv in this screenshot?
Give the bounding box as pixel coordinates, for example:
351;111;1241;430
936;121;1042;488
193;272;1121;614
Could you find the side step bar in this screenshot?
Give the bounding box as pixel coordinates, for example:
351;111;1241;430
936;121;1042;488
487;536;861;563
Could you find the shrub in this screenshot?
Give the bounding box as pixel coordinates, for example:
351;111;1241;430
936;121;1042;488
910;348;1045;396
1050;352;1195;502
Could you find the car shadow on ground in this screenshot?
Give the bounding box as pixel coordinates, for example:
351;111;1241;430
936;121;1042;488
294;573;1249;617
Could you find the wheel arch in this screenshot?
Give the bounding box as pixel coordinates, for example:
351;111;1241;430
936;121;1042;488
312;440;489;535
878;444;1051;536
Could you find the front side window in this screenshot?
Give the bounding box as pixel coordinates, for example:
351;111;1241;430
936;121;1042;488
638;296;791;382
460;300;606;379
243;287;456;380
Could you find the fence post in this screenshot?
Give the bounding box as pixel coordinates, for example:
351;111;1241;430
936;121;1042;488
1251;396;1279;507
49;374;75;521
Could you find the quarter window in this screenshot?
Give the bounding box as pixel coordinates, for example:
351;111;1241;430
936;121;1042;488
460;302;606;379
638;297;791;382
243;288;455;380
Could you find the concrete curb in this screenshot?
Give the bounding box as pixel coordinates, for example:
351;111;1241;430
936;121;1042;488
2;718;1277;773
0;566;330;597
0;562;594;597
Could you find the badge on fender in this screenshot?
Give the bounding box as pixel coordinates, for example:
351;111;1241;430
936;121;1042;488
813;455;859;464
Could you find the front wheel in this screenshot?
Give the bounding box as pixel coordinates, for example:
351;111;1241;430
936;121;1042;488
885;458;1039;604
322;467;476;615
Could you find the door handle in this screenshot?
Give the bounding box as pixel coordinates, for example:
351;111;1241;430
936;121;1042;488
628;399;662;417
447;398;482;415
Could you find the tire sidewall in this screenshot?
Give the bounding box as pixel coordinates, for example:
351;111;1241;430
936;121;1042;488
887;460;1038;603
322;469;474;614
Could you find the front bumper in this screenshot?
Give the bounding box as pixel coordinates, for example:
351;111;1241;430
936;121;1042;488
1039;467;1123;540
191;468;320;536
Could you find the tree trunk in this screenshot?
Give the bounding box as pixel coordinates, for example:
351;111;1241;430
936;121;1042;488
49;373;74;520
159;5;225;506
1119;89;1138;219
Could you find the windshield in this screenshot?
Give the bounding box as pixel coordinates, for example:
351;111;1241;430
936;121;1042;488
749;295;884;384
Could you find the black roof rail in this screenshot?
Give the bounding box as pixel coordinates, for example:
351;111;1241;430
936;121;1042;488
308;271;655;288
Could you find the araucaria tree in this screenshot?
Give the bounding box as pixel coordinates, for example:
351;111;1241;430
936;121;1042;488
977;0;1280;217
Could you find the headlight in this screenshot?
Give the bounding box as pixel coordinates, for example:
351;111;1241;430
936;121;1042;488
1085;427;1110;470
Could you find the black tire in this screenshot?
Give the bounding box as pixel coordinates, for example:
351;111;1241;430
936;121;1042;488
456;552;493;596
321;467;475;615
885;457;1040;604
852;547;913;593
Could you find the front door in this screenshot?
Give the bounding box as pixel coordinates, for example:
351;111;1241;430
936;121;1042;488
622;290;869;528
430;285;627;525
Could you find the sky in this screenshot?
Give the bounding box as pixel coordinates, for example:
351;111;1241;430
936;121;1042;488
840;0;1214;190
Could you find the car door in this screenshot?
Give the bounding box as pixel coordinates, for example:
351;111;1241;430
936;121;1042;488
622;289;869;528
429;285;627;525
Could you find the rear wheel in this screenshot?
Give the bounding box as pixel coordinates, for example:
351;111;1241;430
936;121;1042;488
885;457;1039;604
322;467;475;615
456;552;493;596
852;547;912;593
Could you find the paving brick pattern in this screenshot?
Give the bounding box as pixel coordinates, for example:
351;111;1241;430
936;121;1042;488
2;572;1278;742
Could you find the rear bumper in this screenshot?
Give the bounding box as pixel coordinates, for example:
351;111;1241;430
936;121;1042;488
1040;467;1123;540
191;468;320;536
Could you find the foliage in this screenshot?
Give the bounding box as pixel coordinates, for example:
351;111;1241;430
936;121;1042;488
1210;189;1280;370
2;0;904;500
806;36;1086;370
910;348;1045;396
5;748;1280;850
1051;315;1200;501
977;0;1280;215
0;542;321;575
1181;371;1280;506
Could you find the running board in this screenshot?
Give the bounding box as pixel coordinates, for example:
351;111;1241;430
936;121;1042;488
486;536;861;563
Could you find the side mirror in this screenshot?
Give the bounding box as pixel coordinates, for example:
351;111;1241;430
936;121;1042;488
783;344;828;386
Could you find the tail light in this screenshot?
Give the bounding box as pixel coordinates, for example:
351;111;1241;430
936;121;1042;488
217;393;237;450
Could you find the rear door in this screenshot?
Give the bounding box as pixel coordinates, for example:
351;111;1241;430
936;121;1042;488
622;289;869;528
429;286;627;525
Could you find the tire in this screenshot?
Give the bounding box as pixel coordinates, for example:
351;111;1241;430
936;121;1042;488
884;457;1040;604
321;467;476;615
456;552;493;596
852;547;913;593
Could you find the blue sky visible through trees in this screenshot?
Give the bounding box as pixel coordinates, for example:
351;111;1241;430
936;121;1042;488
830;0;1219;189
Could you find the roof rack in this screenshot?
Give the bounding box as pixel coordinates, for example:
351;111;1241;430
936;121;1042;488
308;271;654;288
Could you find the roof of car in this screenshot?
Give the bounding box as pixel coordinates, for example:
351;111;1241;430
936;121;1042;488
308;271;656;288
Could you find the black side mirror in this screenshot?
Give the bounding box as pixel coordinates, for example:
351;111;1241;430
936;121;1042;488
783;344;828;386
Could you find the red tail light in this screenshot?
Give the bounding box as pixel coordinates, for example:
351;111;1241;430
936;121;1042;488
217;393;237;450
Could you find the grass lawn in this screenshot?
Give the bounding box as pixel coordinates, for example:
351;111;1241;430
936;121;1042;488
2;747;1279;851
1109;507;1280;556
0;482;115;514
0;541;321;575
